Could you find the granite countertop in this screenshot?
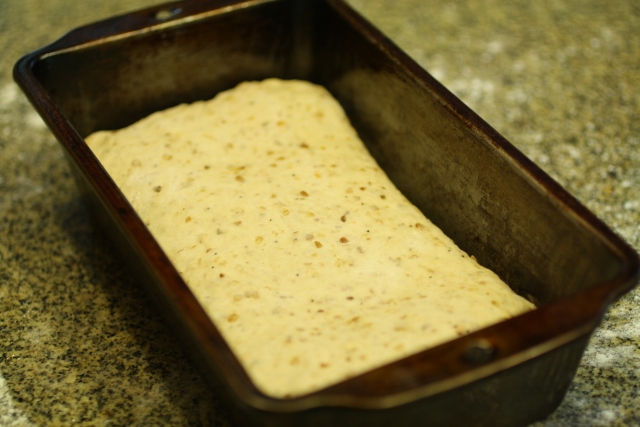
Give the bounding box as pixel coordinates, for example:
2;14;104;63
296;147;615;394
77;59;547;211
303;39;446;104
1;0;638;425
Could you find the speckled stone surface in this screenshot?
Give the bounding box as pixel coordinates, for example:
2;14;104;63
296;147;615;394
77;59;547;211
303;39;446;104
1;0;638;426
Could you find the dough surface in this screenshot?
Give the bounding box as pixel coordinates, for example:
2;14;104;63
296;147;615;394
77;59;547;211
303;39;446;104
86;79;535;398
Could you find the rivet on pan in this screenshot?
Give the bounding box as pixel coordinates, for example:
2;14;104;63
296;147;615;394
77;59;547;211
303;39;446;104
155;8;182;21
464;338;496;365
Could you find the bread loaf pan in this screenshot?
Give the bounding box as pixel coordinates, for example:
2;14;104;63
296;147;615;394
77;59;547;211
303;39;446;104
14;0;640;425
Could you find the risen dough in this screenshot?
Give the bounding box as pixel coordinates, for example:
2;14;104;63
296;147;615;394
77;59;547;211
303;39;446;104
86;79;535;398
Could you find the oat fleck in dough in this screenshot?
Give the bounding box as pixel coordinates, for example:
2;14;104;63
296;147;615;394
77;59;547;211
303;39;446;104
86;79;535;398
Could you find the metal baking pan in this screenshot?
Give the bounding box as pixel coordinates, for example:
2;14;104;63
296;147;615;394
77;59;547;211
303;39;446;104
14;0;640;425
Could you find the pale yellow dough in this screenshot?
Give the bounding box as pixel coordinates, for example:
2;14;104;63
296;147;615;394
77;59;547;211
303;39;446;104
86;79;535;398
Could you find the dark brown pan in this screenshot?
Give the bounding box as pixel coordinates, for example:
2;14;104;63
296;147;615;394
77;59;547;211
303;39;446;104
14;0;639;425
